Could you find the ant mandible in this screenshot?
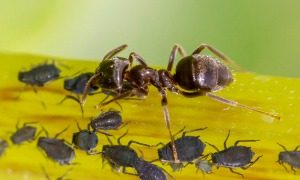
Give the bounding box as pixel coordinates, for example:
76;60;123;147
81;44;280;162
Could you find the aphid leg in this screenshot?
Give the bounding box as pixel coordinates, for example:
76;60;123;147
32;86;47;110
105;135;114;145
41;165;51;180
116;121;129;130
206;92;281;120
294;145;300;151
223;130;231;149
81;72;102;106
122;167;137;176
127;140;153;148
192;43;244;71
291;166;297;175
103;44;128;61
58;95;84;118
277;143;289;151
206;142;220;152
167;44;187;71
57;167;73;180
128;52;148;66
161;92;179;163
234;140;260;146
229;168;244;178
181;127;208;137
76;121;82;131
242;155;263;170
279;163;289;173
117;130;129;145
172;126;186;137
16;85;28;99
22;121;38;127
54;127;69;139
97;130;113;137
41;126;49;137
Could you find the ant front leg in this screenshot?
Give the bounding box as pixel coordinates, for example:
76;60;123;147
160;90;179;163
167;44;187;71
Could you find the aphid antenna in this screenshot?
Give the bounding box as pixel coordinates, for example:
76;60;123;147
54;126;69;139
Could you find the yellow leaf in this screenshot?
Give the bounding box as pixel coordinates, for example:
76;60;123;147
0;52;299;179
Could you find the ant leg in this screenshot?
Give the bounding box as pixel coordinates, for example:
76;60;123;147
182;127;208;137
234;140;260;146
81;72;101;106
161;92;179;163
103;44;128;61
277;143;289;151
192;44;244;71
129;52;148;66
95;91;132;109
167;44;187;71
206;92;281;120
224;130;231;149
205;142;220;152
241;155;262;169
229;168;244;178
54;126;69;139
117;130;129;145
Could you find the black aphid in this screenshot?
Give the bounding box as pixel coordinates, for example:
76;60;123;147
207;130;262;178
72;122;98;153
277;143;300;174
10;121;38;145
37;127;75;165
97;131;170;179
18;62;61;87
89;110;125;134
157;127;207;171
18;61;61;109
0;139;8;156
60;72;100;116
135;158;167;180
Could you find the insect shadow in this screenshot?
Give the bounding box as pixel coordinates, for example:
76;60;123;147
206;130;262;178
277;143;300;174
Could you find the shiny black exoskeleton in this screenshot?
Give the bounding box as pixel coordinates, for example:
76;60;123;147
72;123;98;153
89;110;123;132
207;130;261;178
158;127;207;171
37;127;75;165
10;122;37;145
0;139;8;157
277;143;300;174
18;62;61;87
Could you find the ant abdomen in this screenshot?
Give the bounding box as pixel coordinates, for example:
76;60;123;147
174;55;233;92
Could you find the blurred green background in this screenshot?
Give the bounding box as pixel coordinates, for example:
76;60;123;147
0;0;299;77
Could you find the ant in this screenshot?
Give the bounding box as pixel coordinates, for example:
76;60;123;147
81;44;280;163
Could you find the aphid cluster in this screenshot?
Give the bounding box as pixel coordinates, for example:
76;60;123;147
5;43;289;179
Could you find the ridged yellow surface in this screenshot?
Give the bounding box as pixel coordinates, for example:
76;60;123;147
0;52;299;180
